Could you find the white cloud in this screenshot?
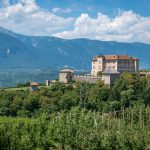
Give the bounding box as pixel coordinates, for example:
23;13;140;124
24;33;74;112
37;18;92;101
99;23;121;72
0;0;74;35
0;1;149;44
51;7;61;14
52;7;72;14
54;11;150;43
2;0;10;7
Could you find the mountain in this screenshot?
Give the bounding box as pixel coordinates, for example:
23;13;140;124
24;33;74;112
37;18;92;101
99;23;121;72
0;27;150;70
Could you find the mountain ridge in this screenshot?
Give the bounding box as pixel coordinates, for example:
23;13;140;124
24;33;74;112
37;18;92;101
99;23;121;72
0;27;150;70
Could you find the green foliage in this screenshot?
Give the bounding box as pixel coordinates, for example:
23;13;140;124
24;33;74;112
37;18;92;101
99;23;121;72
1;107;150;149
89;80;109;111
1;73;150;117
1;72;150;149
16;82;30;88
97;71;102;77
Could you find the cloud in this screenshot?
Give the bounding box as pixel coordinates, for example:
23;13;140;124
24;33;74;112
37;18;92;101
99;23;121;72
54;11;150;43
0;0;74;35
2;0;10;7
0;1;149;44
52;7;72;14
51;7;61;14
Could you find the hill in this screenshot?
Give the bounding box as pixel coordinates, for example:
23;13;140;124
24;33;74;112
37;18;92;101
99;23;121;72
0;27;150;70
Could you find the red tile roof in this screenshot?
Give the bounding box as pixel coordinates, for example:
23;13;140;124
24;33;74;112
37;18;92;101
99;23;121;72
30;82;38;86
93;55;139;61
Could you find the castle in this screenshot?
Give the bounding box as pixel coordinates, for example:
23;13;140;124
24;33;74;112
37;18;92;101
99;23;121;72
91;55;139;76
58;54;139;86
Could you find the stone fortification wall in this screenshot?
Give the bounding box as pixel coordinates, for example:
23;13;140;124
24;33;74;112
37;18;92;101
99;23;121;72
73;75;101;83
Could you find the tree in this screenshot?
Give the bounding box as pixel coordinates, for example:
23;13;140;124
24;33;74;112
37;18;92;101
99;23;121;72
120;89;135;107
97;71;102;77
23;93;40;116
142;76;150;105
89;80;109;111
59;91;77;110
110;72;134;101
74;81;93;108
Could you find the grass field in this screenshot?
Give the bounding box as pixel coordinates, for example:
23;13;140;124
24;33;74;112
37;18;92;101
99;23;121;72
1;86;51;91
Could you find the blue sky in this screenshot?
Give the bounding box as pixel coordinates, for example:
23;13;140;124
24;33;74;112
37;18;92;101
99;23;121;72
7;0;150;17
0;0;150;43
35;0;150;17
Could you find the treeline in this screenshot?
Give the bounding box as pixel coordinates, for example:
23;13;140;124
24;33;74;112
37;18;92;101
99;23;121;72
16;82;45;88
0;72;150;117
1;72;150;149
1;106;150;150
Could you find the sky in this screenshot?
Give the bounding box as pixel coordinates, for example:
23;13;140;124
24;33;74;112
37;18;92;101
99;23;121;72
0;0;150;43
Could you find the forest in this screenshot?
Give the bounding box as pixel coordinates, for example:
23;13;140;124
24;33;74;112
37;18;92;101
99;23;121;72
1;72;150;149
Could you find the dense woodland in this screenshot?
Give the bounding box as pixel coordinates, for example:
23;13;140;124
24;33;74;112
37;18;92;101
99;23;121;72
1;72;150;149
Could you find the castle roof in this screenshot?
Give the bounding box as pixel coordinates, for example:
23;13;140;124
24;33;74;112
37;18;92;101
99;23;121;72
60;69;74;73
92;55;139;61
30;82;38;86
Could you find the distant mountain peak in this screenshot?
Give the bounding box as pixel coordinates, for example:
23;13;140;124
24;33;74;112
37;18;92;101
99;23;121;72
0;26;18;38
0;27;149;69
